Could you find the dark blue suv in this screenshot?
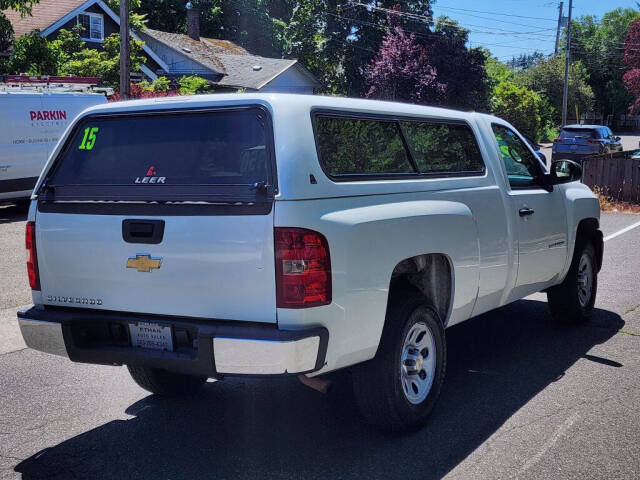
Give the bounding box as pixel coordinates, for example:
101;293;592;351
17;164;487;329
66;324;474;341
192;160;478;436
552;125;622;161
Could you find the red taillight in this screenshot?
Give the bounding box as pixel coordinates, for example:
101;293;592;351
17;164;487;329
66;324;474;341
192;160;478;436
275;227;331;308
25;221;40;290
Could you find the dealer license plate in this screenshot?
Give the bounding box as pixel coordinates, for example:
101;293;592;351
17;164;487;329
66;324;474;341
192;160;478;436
129;322;174;351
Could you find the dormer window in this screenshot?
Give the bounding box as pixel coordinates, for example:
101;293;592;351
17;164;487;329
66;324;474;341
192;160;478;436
77;12;104;42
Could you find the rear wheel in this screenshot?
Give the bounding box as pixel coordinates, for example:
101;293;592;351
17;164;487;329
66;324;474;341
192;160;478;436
351;294;446;432
127;365;207;396
547;239;597;323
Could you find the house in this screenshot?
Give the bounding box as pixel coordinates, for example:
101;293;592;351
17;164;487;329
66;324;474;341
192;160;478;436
2;0;167;81
2;0;320;93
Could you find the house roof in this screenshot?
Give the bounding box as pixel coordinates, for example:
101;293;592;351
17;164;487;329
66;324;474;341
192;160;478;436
216;54;298;90
140;29;227;75
3;0;87;38
140;28;320;90
200;38;250;56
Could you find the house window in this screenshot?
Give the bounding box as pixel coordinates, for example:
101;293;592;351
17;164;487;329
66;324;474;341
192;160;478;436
77;12;104;41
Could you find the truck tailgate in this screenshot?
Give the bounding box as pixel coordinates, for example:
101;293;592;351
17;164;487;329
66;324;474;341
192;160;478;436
35;211;276;322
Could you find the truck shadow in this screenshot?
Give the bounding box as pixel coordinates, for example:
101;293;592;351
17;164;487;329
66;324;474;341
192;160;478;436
15;300;623;480
0;202;28;224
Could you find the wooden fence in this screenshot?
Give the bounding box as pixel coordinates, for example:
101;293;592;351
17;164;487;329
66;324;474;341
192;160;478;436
582;151;640;203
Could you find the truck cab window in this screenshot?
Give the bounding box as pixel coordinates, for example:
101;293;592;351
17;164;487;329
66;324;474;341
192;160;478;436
491;125;541;188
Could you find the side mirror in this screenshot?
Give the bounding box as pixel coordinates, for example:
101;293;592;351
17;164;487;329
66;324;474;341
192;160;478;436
550;159;582;184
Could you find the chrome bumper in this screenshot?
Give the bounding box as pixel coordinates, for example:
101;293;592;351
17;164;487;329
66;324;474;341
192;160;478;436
17;306;327;377
213;336;320;374
18;317;69;358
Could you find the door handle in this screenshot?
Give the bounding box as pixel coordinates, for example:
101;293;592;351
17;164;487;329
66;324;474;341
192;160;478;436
122;219;165;244
519;207;535;217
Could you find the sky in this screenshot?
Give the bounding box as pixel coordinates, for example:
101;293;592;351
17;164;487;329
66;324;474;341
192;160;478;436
430;0;638;61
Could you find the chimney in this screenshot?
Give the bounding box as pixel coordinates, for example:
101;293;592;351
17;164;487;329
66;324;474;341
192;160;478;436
186;2;200;41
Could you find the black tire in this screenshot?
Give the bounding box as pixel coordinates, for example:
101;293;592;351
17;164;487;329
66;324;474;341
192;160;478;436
547;239;597;324
127;365;207;396
351;293;446;432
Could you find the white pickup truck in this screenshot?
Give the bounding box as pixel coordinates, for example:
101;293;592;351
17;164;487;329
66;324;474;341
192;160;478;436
18;94;602;431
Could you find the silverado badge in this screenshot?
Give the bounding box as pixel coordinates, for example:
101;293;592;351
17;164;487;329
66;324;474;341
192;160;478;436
126;254;162;273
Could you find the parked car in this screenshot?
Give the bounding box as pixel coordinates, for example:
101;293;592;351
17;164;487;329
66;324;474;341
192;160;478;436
0;90;106;204
18;94;603;432
524;136;547;164
552;124;622;161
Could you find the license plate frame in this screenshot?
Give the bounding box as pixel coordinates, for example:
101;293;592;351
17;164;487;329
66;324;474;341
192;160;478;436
129;321;174;351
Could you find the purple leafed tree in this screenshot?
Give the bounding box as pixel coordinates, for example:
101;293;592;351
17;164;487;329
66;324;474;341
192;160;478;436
366;14;446;104
623;19;640;113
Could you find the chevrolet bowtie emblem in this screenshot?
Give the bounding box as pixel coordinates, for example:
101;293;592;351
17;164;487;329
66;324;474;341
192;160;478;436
126;254;162;273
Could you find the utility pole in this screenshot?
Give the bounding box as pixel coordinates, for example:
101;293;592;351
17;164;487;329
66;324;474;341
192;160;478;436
561;0;572;127
119;0;130;100
554;1;564;55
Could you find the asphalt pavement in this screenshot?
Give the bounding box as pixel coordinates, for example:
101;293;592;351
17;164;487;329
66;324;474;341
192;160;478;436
0;203;639;480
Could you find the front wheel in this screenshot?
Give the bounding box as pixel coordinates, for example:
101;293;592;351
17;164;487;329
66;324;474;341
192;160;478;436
547;240;597;323
351;294;446;432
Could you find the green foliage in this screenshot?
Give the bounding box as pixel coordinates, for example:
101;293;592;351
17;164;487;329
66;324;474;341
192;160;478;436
515;55;594;126
541;124;559;143
0;12;13;52
51;25;85;64
138;76;172;93
485;56;514;87
7;31;60;74
490;80;547;142
0;0;39;16
178;75;211;94
134;0;187;33
0;0;40;52
60;33;146;89
431;16;489;111
151;76;171;92
105;0;147;30
571;8;640;119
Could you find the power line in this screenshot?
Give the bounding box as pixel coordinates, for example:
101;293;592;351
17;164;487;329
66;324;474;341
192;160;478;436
433;4;558;22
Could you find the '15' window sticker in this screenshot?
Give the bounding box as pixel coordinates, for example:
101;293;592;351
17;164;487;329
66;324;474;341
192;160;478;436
78;127;99;150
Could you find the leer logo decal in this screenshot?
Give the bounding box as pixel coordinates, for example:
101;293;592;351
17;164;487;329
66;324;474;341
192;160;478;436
126;254;163;273
135;165;166;184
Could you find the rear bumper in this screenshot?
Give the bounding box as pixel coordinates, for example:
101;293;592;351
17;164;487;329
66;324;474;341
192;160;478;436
17;306;328;377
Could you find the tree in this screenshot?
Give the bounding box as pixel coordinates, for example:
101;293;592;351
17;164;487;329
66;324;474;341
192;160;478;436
490;81;546;141
0;0;40;53
485;56;514;86
7;31;60;74
485;56;554;141
104;0;147;29
366;15;445;104
516;55;594;125
571;8;640;122
0;12;13;52
623;18;640;113
430;16;489;111
61;33;146;88
505;51;545;71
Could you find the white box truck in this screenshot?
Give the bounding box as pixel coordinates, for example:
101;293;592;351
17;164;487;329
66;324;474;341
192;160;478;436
0;90;107;203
